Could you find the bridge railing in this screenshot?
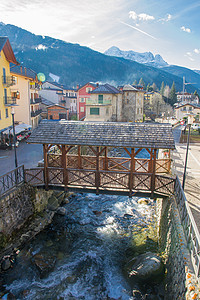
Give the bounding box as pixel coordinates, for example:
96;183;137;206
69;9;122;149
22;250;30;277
0;165;25;197
174;176;200;278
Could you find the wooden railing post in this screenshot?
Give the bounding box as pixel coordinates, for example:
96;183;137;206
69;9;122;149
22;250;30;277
78;145;82;169
62;145;68;189
129;148;135;196
151;149;157;197
96;146;100;194
43;144;49;190
104;147;108;170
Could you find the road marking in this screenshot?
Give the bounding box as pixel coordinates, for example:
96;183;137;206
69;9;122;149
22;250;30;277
189;151;200;167
0;156;8;159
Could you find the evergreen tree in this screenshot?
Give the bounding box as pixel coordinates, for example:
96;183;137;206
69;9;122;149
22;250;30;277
160;81;165;96
146;83;150;92
132;80;137;85
151;82;157;91
169;82;177;105
139;77;146;89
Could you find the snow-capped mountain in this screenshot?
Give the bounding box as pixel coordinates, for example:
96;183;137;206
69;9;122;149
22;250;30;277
104;46;168;68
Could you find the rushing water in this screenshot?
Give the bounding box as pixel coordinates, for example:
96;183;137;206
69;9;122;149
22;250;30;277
1;192;162;300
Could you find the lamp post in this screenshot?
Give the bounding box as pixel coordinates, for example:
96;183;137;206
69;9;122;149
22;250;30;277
11;106;18;168
182;113;194;190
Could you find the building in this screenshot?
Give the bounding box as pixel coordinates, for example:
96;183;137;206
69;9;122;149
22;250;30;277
40;97;54;119
121;84;144;122
85;83;122;122
10;65;42;129
47;104;68;120
39;81;70;111
176;92;199;104
77;82;97;120
175;103;200;121
0;37;18;133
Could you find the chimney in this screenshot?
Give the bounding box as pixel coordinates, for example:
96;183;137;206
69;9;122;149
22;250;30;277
76;84;79;90
96;83;99;87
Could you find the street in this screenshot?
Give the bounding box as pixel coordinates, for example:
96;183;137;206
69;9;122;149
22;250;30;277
0;140;43;176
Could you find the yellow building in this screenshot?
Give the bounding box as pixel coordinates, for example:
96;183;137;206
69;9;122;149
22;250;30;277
10;66;42;129
0;37;18;132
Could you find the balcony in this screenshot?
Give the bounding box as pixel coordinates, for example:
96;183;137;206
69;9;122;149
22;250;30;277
2;76;17;87
31;109;42;118
4;96;17;106
30;97;42;104
86;99;112;105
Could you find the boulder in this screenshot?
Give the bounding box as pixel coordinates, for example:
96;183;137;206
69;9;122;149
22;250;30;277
127;252;164;282
1;257;11;271
47;195;59;211
137;198;149;205
32;252;56;277
56;207;66;216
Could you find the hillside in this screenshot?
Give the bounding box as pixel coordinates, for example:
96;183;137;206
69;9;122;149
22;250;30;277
0;22;198;93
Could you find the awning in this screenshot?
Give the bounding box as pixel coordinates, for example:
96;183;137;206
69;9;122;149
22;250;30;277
3;124;32;135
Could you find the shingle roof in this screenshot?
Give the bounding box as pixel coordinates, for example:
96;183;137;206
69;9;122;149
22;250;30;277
41;98;54;106
91;83;121;94
0;37;18;64
10;65;37;79
27;120;175;149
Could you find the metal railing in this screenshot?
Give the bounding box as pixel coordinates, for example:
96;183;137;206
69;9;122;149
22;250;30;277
0;165;25;197
31;109;42;117
4;96;17;106
174;176;200;277
2;75;17;87
30;97;42;104
86;99;112;105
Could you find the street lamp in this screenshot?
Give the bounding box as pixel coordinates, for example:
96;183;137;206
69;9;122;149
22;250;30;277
182;113;194;190
11;106;18;168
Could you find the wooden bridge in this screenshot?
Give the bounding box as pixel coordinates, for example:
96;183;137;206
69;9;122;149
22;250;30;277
23;120;175;198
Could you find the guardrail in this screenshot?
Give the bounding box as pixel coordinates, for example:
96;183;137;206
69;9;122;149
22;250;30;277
174;176;200;278
0;165;25;197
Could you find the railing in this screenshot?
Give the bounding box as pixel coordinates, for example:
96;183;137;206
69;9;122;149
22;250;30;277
0;166;25;196
2;75;16;87
174;176;200;278
4;96;17;106
30;97;42;104
31;109;42;117
86;99;112;105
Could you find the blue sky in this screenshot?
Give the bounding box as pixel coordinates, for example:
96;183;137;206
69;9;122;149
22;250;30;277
0;0;200;69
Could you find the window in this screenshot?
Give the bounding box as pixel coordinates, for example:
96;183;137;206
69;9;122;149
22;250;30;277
5;108;8;118
49;115;53;119
86;87;92;93
189;107;192;111
4;88;7;104
98;95;103;104
106;108;109;115
3;68;6;84
80;107;84;112
90;107;99;115
80;98;85;102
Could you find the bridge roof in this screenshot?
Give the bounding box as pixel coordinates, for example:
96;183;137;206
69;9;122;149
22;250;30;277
27;120;175;149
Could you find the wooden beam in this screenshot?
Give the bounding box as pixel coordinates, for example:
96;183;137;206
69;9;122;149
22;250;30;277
62;145;68;188
123;147;131;157
43;144;49;190
129;148;135;195
78;146;82;169
96;146;100;194
104;147;108;170
151;149;157;197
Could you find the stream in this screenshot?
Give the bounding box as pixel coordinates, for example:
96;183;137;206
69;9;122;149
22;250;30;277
1;192;164;300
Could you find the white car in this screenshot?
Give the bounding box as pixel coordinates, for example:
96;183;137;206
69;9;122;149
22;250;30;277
191;123;200;130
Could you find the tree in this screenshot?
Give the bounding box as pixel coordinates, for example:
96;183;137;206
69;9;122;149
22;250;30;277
169;81;177;105
151;82;157;92
132;80;137;85
160;81;165;96
139;77;146;89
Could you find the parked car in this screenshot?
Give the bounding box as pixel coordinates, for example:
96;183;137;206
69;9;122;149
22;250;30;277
191;123;200;130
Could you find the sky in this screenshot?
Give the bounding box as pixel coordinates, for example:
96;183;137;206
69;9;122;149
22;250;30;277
0;0;200;70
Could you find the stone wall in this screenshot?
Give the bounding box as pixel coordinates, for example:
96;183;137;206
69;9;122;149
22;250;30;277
157;197;200;300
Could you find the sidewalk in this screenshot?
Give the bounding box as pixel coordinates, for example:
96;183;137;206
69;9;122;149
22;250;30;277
171;143;200;231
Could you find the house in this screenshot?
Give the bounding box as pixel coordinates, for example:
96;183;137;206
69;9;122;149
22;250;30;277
0;37;18;133
175;103;200;121
77;82;97;120
121;84;144;122
39;81;70;111
85;83;122;122
176;92;199;105
40;97;54;119
47;104;68;120
10;65;42;129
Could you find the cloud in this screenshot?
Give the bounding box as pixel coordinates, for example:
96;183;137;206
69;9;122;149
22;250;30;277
129;11;155;22
181;26;191;33
194;49;200;54
158;14;172;23
120;21;157;40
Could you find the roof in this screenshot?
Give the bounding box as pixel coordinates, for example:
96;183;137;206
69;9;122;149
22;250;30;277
0;37;18;64
123;84;139;92
44;81;69;90
77;82;98;91
47;104;67;110
91;83;121;94
10;65;37;79
41;97;54;106
27;120;175;149
175;103;200;109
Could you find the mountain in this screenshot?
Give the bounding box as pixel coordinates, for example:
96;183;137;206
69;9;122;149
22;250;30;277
0;22;198;93
104;46;168;68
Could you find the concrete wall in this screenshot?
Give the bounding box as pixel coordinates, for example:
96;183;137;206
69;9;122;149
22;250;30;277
157;197;200;299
